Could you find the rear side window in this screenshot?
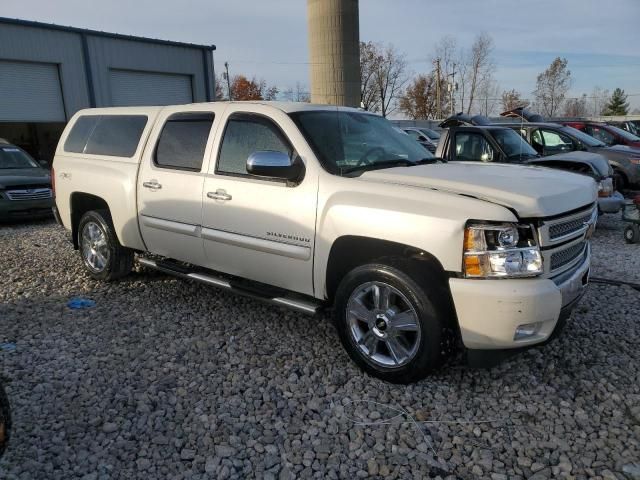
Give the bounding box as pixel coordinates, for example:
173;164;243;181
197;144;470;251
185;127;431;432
64;115;147;157
155;112;214;171
217;114;292;176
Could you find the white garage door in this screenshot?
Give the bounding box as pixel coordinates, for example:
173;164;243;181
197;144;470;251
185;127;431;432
110;69;193;106
0;60;66;122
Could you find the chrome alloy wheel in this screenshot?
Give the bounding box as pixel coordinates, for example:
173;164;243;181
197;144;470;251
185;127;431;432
346;281;421;368
81;221;110;272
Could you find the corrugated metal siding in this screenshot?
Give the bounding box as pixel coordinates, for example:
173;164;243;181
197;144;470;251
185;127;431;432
0;20;214;118
86;36;210;107
109;69;193;106
0;60;65;121
0;23;89;118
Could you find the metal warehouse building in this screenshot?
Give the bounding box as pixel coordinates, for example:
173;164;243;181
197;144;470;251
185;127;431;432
0;17;216;162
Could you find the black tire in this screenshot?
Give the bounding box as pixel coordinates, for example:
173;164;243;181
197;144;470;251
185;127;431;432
0;382;10;458
77;210;134;281
624;224;640;244
333;258;446;383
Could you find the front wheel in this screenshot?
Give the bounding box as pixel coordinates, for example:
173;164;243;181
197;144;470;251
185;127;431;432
333;260;445;383
624;224;640;244
78;210;134;281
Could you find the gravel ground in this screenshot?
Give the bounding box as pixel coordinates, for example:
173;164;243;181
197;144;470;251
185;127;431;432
0;215;639;480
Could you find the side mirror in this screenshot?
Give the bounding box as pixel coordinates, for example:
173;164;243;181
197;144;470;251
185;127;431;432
37;159;49;168
418;135;427;142
246;151;304;182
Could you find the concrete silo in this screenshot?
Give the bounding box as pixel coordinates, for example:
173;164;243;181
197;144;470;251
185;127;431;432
307;0;360;107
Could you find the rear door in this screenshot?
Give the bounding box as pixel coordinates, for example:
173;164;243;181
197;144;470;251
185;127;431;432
137;105;224;265
200;105;318;296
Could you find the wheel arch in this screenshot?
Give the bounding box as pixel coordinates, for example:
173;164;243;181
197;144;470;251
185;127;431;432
70;192;111;249
325;236;457;327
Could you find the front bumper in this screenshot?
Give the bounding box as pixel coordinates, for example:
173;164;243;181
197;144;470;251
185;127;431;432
0;198;54;222
598;191;625;214
449;244;590;350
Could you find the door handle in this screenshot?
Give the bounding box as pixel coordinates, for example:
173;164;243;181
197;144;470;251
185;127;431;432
207;189;232;201
143;180;162;190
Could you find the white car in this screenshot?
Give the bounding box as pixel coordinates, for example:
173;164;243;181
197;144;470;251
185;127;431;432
52;102;596;383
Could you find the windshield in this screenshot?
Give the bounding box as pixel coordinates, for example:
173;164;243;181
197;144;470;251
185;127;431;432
490;129;538;158
418;128;440;140
560;126;605;147
608;125;640;142
0;145;39;169
289;110;434;174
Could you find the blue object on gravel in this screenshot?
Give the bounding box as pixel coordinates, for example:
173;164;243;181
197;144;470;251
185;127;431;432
67;297;96;309
0;343;16;353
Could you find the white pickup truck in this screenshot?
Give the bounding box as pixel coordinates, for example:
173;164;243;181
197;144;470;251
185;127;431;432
52;102;597;383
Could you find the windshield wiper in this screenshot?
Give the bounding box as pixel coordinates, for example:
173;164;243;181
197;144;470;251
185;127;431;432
341;159;416;176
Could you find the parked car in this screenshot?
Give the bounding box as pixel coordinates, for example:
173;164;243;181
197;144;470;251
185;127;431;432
608;120;640;137
53;103;596;383
0;381;9;458
435;113;623;214
0;138;53;222
500;108;640;189
561;121;640;149
401;127;439;153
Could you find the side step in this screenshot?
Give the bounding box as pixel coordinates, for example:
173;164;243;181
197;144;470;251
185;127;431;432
137;257;324;315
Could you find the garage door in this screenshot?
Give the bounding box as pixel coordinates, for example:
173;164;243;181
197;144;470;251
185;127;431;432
0;61;66;122
110;69;193;106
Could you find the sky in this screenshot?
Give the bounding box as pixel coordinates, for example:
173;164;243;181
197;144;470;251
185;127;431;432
3;0;640;111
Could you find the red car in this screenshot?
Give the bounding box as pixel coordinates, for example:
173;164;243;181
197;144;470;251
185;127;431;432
562;121;640;149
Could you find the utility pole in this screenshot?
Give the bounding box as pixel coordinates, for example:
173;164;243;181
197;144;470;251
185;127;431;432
448;63;457;115
224;62;232;101
434;58;441;119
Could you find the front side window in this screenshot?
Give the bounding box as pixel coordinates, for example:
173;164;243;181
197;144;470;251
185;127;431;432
290;111;432;174
585;125;615;145
217;114;293;176
559;126;605;147
155;112;214;171
453;132;495;162
540;129;574;153
0;145;39;169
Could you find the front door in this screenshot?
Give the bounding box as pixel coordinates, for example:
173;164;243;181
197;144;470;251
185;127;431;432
201;108;318;296
137;108;218;265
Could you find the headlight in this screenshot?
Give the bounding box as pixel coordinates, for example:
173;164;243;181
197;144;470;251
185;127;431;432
463;223;542;278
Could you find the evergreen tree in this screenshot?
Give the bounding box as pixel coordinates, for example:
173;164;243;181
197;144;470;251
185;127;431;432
603;88;629;115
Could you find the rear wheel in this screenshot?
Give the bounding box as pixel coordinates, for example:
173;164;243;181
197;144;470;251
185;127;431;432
624;224;640;244
333;260;446;383
78;210;134;281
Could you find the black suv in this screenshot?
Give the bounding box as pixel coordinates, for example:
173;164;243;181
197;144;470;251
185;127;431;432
499;108;640;189
435;113;623;214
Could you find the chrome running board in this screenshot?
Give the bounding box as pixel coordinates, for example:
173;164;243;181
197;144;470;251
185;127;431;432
137;257;323;315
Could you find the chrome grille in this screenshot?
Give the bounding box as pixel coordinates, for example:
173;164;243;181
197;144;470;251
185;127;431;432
5;188;52;201
551;242;586;271
548;212;593;240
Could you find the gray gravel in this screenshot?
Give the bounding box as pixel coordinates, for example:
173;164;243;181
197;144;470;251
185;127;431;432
0;215;639;479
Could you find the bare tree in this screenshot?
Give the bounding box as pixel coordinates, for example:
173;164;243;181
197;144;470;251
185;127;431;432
283;82;310;102
433;36;460;113
476;77;500;116
589;86;610;116
533;57;571;117
399;74;439;119
214;74;225;100
374;44;409;117
464;33;494;114
501;89;530;112
563;94;589;117
360;41;382;112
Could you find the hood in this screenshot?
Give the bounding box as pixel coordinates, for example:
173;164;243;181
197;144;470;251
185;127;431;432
0;168;51;188
533;151;611;178
606;144;640;155
359;162;596;218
